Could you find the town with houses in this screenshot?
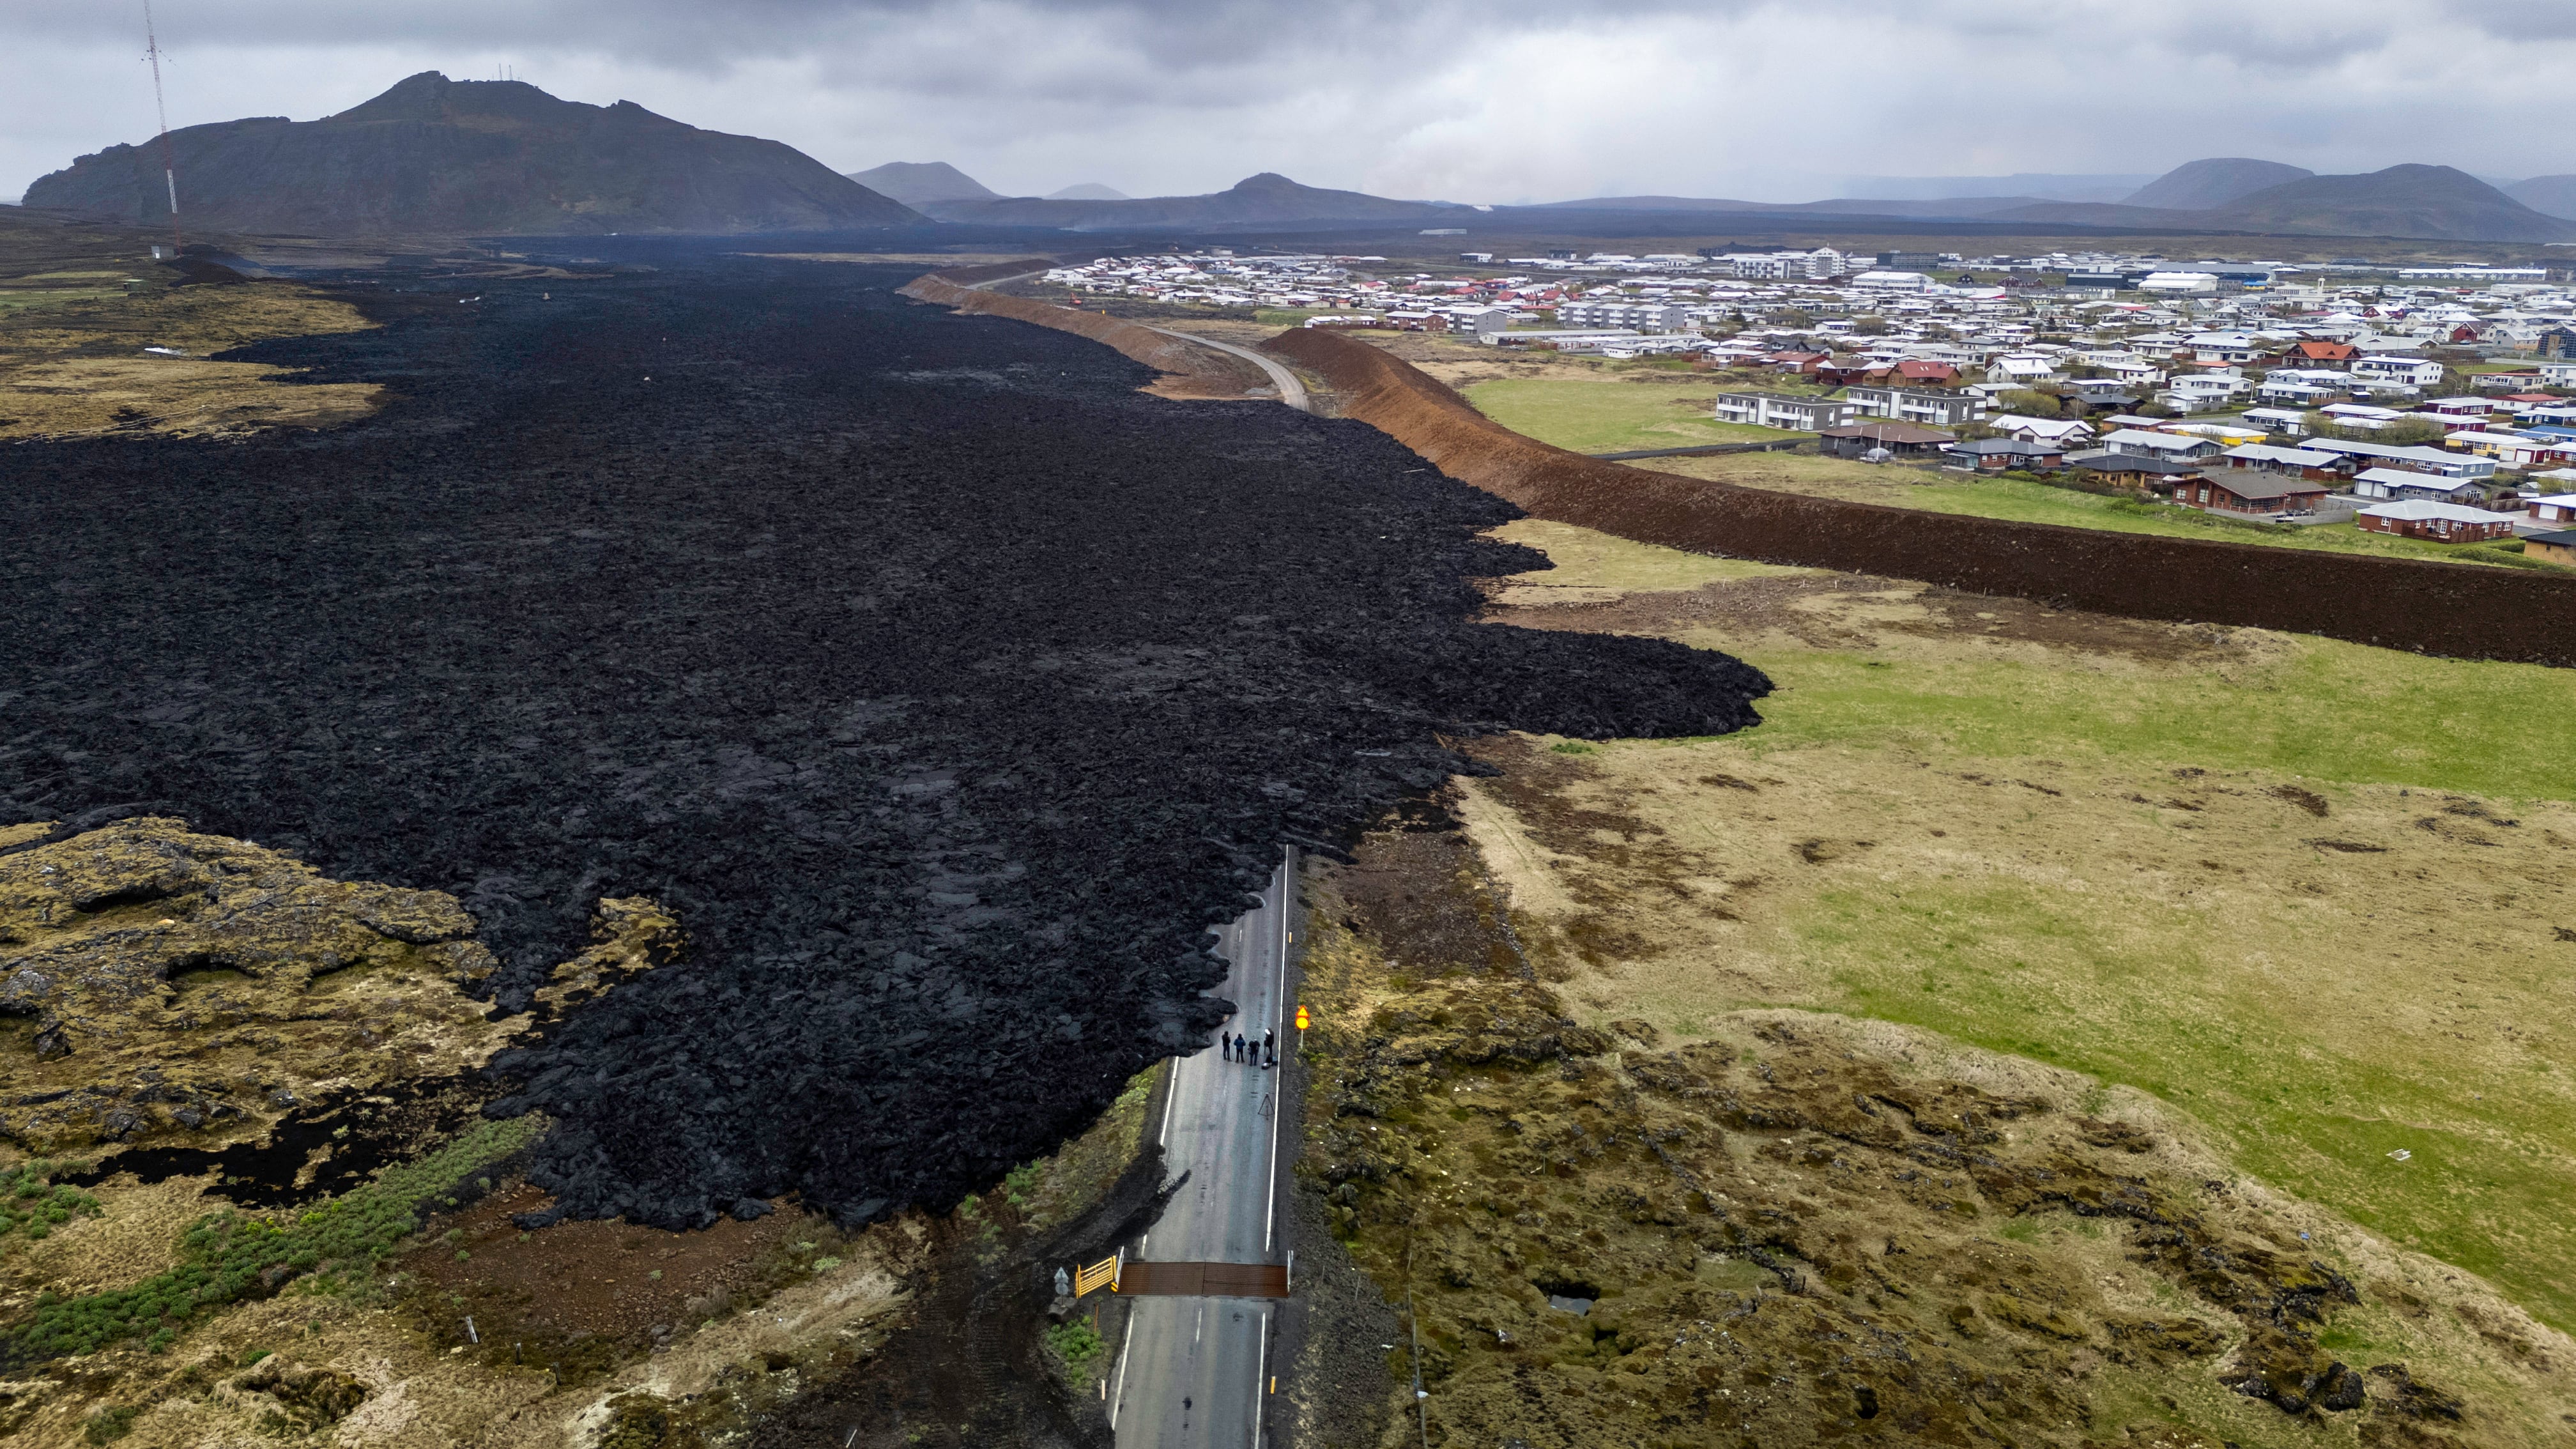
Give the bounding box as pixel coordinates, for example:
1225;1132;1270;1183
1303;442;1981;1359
1041;247;2576;564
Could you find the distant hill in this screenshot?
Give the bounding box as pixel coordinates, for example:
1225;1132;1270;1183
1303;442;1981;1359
2122;158;2313;210
1997;165;2576;241
1533;194;2048;220
2505;174;2576;220
26;72;923;236
1045;183;1128;201
1836;172;2155;203
847;161;997;206
918;172;1462;229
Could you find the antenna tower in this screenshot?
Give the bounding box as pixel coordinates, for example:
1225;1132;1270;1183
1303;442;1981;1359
143;0;182;253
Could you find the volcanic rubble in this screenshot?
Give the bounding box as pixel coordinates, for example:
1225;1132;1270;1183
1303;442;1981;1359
0;254;1768;1230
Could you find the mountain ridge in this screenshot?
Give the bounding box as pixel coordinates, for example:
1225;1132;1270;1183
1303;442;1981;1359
1997;164;2574;241
27;72;923;236
2120;158;2314;210
917;172;1464;229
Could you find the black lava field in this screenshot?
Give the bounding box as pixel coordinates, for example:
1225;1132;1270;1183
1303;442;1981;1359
0;256;1768;1228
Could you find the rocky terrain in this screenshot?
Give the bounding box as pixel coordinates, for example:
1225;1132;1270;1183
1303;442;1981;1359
23;73;923;236
0;252;1767;1240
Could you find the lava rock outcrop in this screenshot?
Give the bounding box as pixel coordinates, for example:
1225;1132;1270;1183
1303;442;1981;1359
0;256;1767;1227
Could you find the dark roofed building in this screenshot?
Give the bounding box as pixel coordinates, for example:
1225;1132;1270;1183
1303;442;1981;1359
1818;422;1955;459
2181;471;2332;516
1943;437;2065;471
2072;453;2204;492
2526;528;2576;568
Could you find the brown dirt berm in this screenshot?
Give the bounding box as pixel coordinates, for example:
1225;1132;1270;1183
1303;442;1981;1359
1255;326;2576;666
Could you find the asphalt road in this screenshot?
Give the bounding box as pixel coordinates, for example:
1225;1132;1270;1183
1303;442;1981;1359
956;265;1312;413
1112;848;1298;1448
1146;328;1314;413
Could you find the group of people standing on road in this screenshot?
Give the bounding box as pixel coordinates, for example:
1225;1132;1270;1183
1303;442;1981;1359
1222;1025;1276;1070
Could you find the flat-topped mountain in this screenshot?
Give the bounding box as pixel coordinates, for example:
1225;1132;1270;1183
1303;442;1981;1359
27;72;922;236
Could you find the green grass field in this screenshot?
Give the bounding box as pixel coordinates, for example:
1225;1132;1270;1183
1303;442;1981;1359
1656;456;2544;569
1478;516;2576;1335
1460;378;2553;569
1730;628;2576;801
1462;376;1795;454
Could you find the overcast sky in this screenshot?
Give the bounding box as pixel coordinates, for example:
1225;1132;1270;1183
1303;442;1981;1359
6;0;2575;206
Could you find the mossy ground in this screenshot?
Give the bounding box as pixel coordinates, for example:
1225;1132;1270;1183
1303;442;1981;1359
0;260;376;433
1294;835;2576;1447
1458;517;2576;1344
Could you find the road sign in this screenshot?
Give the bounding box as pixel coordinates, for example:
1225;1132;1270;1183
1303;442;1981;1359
1294;1005;1310;1030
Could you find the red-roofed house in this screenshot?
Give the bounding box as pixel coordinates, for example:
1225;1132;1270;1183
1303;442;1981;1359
1894;360;1959;386
2289;341;2358;367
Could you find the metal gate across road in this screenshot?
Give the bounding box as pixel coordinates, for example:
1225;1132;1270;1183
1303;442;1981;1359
1117;1262;1290;1298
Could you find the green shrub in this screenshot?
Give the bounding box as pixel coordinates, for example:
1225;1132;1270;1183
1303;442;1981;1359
1043;1319;1106;1384
9;1116;544;1361
1;1161;102;1244
1004;1160;1045;1206
82;1405;140;1444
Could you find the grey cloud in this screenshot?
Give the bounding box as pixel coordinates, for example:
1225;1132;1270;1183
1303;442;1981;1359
10;1;2576;208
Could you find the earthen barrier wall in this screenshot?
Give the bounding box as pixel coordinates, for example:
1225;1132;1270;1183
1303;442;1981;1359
901;267;1236;383
908;268;2576;666
1265;328;2576;668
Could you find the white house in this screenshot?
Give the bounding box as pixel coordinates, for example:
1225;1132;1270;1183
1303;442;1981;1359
1986;353;2060;383
2350;355;2446;387
2352;468;2488;501
2100;427;2223;461
1985;414;2096;446
1712;392;1863;431
2163;373;2253;410
2184;332;2269;363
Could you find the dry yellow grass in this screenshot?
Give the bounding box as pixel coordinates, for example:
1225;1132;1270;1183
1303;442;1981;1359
0;282;380;440
1460;517;2576;1338
1298;836;2576;1448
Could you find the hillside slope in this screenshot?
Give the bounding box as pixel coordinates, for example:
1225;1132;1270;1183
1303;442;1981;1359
26;72;922;236
919;172;1461;229
2122;157;2313;208
847;160;996;206
1530;194;2046;218
1998;164;2576;241
2505;173;2576;220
